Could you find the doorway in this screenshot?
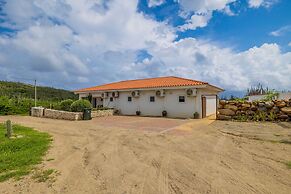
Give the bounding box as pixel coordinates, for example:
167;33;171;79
202;95;217;118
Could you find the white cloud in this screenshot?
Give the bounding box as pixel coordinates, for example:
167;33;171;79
270;25;291;37
177;0;235;13
0;0;290;91
148;0;165;7
179;12;212;31
135;39;291;90
248;0;278;8
223;5;236;16
177;0;236;31
0;0;176;88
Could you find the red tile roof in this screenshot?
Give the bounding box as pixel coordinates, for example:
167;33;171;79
76;76;209;92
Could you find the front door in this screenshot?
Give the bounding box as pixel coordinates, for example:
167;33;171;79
93;98;97;108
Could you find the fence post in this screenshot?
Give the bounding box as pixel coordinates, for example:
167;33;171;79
5;120;13;138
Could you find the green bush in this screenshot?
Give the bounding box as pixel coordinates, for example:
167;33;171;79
263;91;279;101
253;111;267;121
0;97;12;115
0;96;60;115
268;112;277;122
236;114;248;122
70;99;92;112
59;99;74;111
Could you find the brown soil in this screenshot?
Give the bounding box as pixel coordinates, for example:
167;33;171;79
0;116;291;194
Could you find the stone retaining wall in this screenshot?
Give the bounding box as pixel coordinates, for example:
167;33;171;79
217;99;291;122
44;109;83;121
91;109;114;118
31;107;114;120
31;107;44;117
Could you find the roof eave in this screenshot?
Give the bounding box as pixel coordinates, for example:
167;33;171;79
75;84;209;93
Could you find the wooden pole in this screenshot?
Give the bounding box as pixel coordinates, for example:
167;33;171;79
34;79;37;107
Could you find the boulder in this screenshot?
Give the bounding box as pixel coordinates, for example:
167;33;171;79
276;101;286;108
218;109;235;116
281;107;291;115
258;106;267;112
271;106;280;114
246;110;255;115
224;104;238;111
217;114;232;120
220;100;226;105
250;105;257;111
218;104;223;109
265;101;274;109
241;103;251;108
279;114;289;120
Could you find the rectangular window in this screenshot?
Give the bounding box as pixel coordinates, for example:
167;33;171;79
150;96;155;102
128;96;132;102
110;97;113;102
179;96;185;103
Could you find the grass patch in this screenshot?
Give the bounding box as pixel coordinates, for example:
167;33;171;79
285;161;291;169
279;140;291;145
0;123;52;182
32;169;55;183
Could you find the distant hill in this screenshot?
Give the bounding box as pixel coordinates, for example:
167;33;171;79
0;81;78;101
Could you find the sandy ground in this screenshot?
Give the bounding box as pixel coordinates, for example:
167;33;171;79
0;116;291;194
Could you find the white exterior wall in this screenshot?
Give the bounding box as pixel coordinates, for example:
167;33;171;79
77;86;221;119
247;94;267;102
163;89;196;118
103;95;115;109
278;92;291;100
248;92;291;102
78;93;87;100
108;89;199;118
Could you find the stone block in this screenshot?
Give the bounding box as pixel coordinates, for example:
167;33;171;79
218;109;235;116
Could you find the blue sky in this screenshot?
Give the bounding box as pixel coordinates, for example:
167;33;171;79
0;0;290;95
138;0;291;51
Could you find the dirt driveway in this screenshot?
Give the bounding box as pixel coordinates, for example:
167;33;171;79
0;116;291;194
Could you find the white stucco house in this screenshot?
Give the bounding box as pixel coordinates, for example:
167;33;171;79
75;76;223;119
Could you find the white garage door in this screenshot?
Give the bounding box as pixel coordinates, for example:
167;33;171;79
205;96;217;116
